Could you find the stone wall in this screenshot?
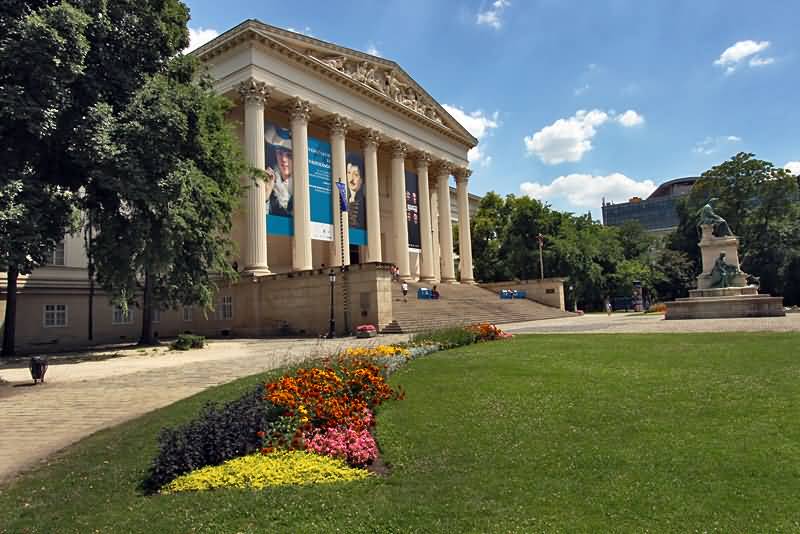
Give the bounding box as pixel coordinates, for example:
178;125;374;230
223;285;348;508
479;278;566;311
0;263;393;353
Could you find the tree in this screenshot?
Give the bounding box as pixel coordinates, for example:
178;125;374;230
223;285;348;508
471;192;512;282
1;0;190;355
90;57;245;345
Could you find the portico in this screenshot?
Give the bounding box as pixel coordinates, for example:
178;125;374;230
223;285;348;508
197;19;478;283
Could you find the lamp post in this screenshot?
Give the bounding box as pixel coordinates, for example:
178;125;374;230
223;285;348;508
536;233;544;281
328;269;336;339
568;284;577;313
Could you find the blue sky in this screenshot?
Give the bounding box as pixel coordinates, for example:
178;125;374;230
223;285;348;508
184;0;799;214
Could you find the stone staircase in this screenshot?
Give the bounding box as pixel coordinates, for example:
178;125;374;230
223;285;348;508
381;281;573;333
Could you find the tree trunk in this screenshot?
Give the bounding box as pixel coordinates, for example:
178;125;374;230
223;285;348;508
2;266;19;357
138;269;157;346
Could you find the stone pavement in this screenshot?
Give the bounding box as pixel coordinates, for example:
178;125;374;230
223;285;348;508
502;311;800;334
0;335;407;484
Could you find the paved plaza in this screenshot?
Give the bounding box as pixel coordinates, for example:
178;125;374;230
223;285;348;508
1;313;798;485
503;311;800;334
0;335;407;484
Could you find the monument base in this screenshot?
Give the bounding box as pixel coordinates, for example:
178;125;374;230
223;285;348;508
666;292;785;320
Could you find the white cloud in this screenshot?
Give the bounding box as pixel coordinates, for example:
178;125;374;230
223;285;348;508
784;161;800;175
692;135;741;155
520;173;657;210
616;109;645;127
523;109;644;165
574;84;590;96
443;105;499;168
185;27;218;53
714;40;774;74
286;26;314;36
366;43;382;57
477;0;511;30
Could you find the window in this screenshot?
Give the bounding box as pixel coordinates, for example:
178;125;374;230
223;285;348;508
217;296;233;321
48;241;65;266
112;305;134;325
183;306;193;322
43;304;67;327
152;308;161;323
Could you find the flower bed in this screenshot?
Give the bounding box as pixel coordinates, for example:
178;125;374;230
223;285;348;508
162;451;370;493
147;326;508;493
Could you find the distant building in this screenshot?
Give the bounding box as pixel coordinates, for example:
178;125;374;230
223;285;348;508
602;177;698;233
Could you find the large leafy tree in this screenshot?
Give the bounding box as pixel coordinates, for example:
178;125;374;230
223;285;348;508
0;0;190;355
90;57;244;345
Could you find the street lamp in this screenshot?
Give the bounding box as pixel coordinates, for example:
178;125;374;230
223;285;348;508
328;269;336;339
536;233;545;281
568;284;577;313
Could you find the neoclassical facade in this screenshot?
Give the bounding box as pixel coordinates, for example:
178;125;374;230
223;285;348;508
200;19;478;283
0;19;481;349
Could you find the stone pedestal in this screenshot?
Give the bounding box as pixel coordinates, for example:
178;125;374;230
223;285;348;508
666;224;785;320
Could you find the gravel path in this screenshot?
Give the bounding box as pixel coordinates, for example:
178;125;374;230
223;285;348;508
0;335;408;484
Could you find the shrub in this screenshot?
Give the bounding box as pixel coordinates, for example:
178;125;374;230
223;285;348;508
411;326;477;349
162;451;371;493
467;323;512;341
647;303;668;314
170;334;205;351
143;384;282;492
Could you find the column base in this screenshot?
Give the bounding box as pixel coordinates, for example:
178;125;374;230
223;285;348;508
243;266;271;277
419;276;437;284
441;277;459;284
460;278;476;285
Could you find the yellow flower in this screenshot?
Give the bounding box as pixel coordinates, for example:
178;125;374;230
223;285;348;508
162;451;371;493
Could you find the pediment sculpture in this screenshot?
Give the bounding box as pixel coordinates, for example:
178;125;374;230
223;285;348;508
307;52;445;125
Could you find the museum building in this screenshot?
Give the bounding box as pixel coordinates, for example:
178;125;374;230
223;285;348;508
0;19;494;348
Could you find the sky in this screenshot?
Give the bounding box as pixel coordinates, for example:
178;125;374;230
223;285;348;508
184;0;799;214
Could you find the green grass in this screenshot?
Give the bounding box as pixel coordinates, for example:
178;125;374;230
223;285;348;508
2;333;800;533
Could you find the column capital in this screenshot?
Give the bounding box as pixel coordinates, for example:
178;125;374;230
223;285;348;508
432;161;454;177
238;78;271;105
361;129;382;149
288;97;312;123
327;114;349;137
454;167;472;183
414;152;433;169
391;141;408;160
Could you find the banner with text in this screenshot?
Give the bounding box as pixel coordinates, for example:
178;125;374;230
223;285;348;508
265;123;333;241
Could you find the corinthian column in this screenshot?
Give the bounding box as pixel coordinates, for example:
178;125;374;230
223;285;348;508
429;176;441;282
391;142;411;280
415;153;435;282
238;78;271;275
289;98;312;271
455;167;475;284
329;115;349;267
362;130;382;262
435;162;456;283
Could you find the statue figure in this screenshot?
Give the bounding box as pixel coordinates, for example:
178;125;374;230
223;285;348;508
697;199;732;237
710;252;739;288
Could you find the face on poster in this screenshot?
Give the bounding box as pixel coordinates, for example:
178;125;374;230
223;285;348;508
345;153;366;231
265;124;294;235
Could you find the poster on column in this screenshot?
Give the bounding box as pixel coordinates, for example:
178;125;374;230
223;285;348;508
345;152;367;246
265;123;333;240
308;137;333;241
405;170;421;251
264;123;294;236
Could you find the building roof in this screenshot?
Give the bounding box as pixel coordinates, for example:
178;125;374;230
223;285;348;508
647;176;699;199
192;19;478;149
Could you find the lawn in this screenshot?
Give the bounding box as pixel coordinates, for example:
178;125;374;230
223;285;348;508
1;333;799;533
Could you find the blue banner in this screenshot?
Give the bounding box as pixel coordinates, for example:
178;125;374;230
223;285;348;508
336;182;348;212
308;137;333;241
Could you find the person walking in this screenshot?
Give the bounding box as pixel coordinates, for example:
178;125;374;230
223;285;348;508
605;297;612;317
401;281;408;302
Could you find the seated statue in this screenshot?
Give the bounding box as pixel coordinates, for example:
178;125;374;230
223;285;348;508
710;252;739;288
697;200;732;237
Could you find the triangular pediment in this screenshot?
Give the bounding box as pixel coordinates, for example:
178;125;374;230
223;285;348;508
195;20;477;147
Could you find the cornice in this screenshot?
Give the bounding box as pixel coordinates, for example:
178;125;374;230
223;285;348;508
192;21;478;149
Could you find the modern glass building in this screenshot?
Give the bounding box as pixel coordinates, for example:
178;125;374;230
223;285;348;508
601;177;698;233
